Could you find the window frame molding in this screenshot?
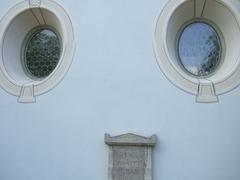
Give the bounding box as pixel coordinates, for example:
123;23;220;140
154;0;240;103
0;0;75;103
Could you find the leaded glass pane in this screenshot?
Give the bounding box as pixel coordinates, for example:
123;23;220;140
24;28;61;79
178;22;221;77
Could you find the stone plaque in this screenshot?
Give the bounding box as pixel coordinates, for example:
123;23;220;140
105;133;157;180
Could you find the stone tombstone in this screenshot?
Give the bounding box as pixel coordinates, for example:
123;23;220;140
105;133;157;180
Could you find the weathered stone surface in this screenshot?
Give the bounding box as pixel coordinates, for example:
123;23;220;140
105;133;156;146
105;133;156;180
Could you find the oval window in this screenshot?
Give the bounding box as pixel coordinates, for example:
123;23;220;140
23;27;61;79
178;22;222;77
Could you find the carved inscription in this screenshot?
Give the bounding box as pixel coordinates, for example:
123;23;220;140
105;133;156;180
112;146;148;180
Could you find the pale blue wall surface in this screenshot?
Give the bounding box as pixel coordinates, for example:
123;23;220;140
0;0;240;180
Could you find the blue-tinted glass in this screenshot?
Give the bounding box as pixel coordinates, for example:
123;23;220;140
24;28;61;79
178;22;221;76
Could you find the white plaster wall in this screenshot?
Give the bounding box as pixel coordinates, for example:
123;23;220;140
0;0;240;180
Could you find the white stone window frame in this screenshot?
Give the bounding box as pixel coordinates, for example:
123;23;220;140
154;0;240;103
0;0;75;103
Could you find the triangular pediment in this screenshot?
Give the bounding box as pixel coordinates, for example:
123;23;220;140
105;133;156;146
